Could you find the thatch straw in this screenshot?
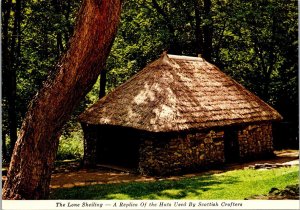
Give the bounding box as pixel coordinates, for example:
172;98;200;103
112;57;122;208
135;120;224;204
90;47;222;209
79;53;282;132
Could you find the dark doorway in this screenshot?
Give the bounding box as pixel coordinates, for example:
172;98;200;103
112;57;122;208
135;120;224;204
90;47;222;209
224;128;240;162
96;126;140;168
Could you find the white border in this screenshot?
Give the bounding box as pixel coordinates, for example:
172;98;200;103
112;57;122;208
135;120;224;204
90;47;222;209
2;200;300;210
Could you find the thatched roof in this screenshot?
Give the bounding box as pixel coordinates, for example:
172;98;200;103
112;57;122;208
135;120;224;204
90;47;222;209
79;53;282;132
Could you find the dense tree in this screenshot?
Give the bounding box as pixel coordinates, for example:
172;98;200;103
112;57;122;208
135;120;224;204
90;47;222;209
2;0;122;199
2;0;21;160
1;0;13;162
106;0;298;147
2;0;83;161
215;0;297;117
1;0;297;199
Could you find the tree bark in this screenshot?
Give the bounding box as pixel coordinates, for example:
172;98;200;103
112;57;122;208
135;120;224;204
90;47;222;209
2;0;12;68
194;0;203;55
63;0;72;45
151;0;180;54
203;0;213;61
2;0;122;200
99;68;107;99
56;32;64;58
53;0;64;58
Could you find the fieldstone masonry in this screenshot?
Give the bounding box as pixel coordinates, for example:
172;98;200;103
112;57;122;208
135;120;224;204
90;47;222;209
138;123;273;175
139;130;225;175
82;122;274;175
238;123;273;160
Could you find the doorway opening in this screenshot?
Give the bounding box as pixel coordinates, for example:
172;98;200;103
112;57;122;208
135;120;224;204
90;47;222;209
96;126;140;168
224;127;240;162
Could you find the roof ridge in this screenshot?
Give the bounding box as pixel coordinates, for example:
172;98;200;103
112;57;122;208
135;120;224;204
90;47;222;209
168;54;205;61
79;54;282;132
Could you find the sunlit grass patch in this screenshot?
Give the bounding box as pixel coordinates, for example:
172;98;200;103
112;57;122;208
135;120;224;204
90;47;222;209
106;193;132;199
50;166;299;200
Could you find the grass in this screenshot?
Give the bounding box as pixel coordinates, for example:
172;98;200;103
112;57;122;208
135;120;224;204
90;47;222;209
50;166;299;200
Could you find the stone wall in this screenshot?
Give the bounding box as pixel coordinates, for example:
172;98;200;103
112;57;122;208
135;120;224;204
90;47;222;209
139;130;225;175
238;122;273;160
82;122;274;175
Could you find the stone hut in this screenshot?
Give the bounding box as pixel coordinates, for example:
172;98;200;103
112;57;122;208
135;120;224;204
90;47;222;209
79;53;282;175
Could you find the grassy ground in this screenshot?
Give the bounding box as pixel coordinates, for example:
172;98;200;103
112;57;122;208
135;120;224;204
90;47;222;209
50;166;299;200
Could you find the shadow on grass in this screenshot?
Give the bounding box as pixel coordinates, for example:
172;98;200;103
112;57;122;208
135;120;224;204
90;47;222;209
50;173;239;200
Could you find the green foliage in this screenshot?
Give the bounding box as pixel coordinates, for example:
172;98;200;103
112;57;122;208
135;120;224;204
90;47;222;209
2;134;11;165
2;1;82;132
103;0;298;119
2;0;85;160
215;0;298;105
17;0;81;117
2;0;298;161
50;166;299;199
104;0;167;92
56;126;84;160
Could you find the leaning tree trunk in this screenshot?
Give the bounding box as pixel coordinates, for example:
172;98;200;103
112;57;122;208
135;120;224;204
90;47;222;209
2;0;122;200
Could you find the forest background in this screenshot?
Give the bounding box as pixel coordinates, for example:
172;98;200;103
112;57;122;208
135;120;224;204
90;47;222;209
2;0;298;163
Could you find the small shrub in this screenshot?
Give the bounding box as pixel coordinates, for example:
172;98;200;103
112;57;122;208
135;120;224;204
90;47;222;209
56;130;84;160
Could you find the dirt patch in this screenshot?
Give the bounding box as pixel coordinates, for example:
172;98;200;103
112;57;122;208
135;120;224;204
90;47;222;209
49;150;299;189
2;150;298;189
51;169;156;189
